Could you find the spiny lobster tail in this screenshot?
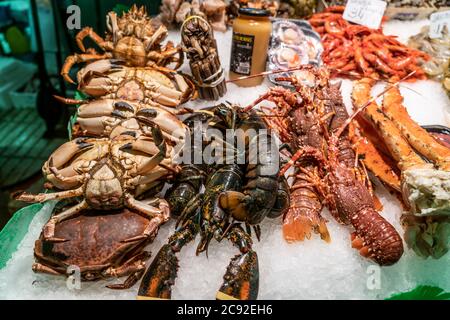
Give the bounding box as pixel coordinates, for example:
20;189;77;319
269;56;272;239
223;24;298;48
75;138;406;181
351;207;404;266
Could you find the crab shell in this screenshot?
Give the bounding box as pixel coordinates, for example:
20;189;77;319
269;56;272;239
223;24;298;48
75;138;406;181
77;61;194;107
33;208;152;284
75;99;188;144
42;136;175;194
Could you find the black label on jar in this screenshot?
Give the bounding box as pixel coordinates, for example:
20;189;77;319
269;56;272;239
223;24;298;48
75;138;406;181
230;32;255;76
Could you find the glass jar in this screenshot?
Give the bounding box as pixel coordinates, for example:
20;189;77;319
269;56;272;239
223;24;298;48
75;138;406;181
229;8;272;87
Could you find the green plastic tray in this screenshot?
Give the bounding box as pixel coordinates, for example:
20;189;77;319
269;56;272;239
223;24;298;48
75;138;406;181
0;204;43;269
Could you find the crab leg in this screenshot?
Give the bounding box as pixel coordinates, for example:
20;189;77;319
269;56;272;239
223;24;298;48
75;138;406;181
14;187;83;203
120;127;168;175
348;121;401;192
352;78;427;171
76;27;106;52
106;11;120;44
144;82;182;107
105;251;150;290
136;107;188;142
77;59;123;86
123;197;170;242
78;99;136;118
144;25;168;50
61;52;110;84
44;200;89;242
382;84;450;171
32;263;65;276
48;138;94;168
53;95;85;105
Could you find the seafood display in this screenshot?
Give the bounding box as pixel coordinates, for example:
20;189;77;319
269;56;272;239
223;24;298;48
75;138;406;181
408;26;450;80
309;6;429;80
61;5;184;84
137;104;289;300
352;78;450;258
181;14;227;100
4;1;450;301
249;66;404;265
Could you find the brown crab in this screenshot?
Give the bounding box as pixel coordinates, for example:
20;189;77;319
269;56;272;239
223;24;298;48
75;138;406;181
61;5;183;84
53;98;189;145
33;207;156;289
14;127;175;243
60;60;195;109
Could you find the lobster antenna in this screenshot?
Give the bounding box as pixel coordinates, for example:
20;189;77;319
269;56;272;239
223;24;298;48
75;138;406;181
227;65;313;83
334;70;417;139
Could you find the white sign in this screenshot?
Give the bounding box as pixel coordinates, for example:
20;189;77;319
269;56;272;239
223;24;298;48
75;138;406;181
429;10;450;39
343;0;387;30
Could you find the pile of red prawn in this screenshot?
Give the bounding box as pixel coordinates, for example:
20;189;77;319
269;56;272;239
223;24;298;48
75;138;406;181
309;6;430;80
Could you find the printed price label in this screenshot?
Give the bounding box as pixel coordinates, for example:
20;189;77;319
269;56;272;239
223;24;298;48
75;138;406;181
429;10;450;39
343;0;387;30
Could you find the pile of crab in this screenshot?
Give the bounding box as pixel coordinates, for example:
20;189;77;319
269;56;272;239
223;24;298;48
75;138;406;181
15;5;195;289
14;5;289;300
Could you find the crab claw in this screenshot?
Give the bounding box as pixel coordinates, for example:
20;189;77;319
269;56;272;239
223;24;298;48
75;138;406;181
47;138;94;169
77;59;124;86
137;244;178;300
217;250;259;300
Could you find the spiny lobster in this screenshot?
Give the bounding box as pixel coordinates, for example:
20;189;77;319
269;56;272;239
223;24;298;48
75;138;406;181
247;66;404;266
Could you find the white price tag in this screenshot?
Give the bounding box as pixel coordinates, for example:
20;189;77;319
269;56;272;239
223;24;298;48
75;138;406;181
429;10;450;39
343;0;387;30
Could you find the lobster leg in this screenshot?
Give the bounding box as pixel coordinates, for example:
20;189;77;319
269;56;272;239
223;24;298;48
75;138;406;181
279;146;325;177
137;219;199;299
217;225;259;300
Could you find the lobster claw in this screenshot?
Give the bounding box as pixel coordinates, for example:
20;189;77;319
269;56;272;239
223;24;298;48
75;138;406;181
137;244;178;300
216;250;259;300
218;191;248;222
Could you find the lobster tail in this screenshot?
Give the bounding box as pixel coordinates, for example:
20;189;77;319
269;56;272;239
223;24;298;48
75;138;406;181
351;207;404;266
283;178;330;243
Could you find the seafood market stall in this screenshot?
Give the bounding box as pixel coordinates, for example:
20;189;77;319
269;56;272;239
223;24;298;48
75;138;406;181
0;2;449;300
